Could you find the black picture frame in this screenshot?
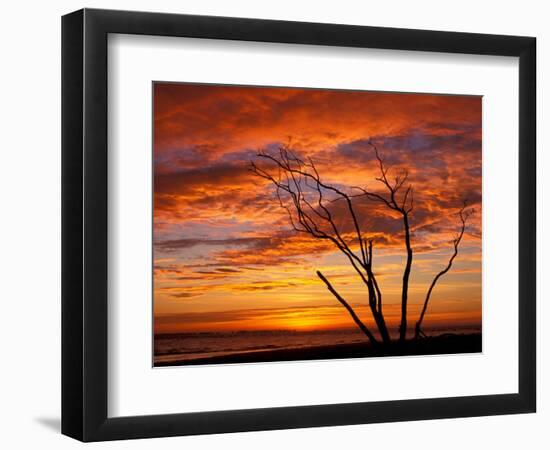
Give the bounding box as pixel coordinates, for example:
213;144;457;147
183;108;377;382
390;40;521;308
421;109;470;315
61;8;536;442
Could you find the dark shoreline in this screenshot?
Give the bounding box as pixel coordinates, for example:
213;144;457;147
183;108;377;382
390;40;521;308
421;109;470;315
155;333;482;367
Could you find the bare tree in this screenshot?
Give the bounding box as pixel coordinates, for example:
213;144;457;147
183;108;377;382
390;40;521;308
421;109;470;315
251;146;389;346
251;142;469;346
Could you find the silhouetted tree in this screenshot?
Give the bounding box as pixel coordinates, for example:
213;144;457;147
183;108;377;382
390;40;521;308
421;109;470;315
251;142;470;345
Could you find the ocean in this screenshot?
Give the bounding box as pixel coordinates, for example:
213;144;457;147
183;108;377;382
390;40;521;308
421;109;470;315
154;326;481;365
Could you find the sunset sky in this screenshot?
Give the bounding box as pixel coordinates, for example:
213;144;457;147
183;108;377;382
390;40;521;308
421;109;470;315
153;83;482;337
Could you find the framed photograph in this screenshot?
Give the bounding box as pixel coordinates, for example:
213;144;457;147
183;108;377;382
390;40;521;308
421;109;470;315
62;8;536;441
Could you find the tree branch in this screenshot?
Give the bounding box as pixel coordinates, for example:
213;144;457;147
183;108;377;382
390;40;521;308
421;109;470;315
317;270;378;346
415;202;472;338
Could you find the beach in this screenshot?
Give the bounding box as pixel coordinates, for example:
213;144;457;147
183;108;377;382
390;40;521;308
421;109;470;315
154;332;482;367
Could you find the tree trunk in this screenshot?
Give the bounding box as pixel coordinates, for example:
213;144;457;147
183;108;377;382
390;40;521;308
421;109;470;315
373;308;391;344
365;264;391;344
399;213;413;342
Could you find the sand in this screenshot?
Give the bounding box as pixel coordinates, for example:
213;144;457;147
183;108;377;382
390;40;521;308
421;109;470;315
154;333;482;367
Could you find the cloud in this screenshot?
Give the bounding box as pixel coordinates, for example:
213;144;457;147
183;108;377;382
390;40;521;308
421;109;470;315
157;275;317;299
154;84;481;161
155;236;271;251
153;83;482;332
155;304;351;326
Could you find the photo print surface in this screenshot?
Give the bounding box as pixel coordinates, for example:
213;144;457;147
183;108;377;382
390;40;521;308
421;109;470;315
153;83;482;367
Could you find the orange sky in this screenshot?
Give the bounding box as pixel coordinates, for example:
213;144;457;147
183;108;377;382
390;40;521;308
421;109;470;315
153;83;482;337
